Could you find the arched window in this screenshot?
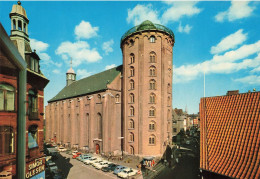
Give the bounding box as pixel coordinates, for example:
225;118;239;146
130;66;135;77
167;83;171;93
149;66;156;76
28;89;38;119
168;109;171;120
167;121;171;132
18;20;22;31
13;19;16;30
130;145;134;155
168;68;171;77
129;119;134;129
23;23;26;32
130;39;134;46
130;54;135;64
129;93;134;103
130;80;134;90
149;107;156;117
0;126;14;154
0;84;15;111
149;135;156;145
129;132;134;142
97;113;102;139
150;36;155;43
149;121;155;131
130;106;134;116
149;93;156;104
28;125;38;149
149;80;156;90
150;52;156;63
115;94;120;103
168;96;171;106
97;94;102;103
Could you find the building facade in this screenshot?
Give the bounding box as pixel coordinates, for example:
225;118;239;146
0;2;48;178
200;90;260;179
46;20;174;157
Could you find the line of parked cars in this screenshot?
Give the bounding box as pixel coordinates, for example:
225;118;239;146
71;152;139;178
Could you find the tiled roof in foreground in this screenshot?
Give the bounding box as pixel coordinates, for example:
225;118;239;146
200;91;260;179
48;65;122;103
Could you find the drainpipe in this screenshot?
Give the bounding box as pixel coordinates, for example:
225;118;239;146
17;69;27;179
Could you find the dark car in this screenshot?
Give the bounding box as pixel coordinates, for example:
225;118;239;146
101;163;118;172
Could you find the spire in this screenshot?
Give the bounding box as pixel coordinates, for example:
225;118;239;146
66;57;76;86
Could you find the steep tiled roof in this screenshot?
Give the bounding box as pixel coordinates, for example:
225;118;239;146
48;65;122;102
200;92;260;179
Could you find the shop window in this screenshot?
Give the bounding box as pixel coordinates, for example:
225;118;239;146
28;125;38;149
28;90;38;119
0;84;15;111
0;126;14;155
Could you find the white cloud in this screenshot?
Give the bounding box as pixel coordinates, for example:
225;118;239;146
55;41;102;66
52;69;61;74
174;41;260;84
162;2;202;24
215;1;255;22
77;69;92;79
234;75;260;85
30;39;49;52
211;29;247;54
178;23;192;34
127;4;161;26
102;40;114;55
105;64;116;70
75;21;99;40
251;65;260;73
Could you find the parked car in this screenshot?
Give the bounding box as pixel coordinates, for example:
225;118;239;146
77;154;92;161
95;161;112;170
101;163;118;172
91;159;103;167
85;157;101;165
81;155;93;163
113;165;126;175
72;150;79;155
72;153;81;159
117;168;138;178
0;170;12;179
58;147;67;152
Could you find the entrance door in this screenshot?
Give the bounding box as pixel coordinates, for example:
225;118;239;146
96;144;100;154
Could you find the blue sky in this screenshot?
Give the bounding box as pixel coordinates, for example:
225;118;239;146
1;1;260;114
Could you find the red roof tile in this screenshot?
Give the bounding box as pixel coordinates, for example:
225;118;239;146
200;92;260;179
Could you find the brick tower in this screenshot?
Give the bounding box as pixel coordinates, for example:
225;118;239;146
121;20;175;156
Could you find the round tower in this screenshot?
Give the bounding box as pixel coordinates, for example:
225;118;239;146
9;1;30;59
121;20;174;156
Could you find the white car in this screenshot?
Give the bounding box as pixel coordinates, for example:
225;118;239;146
80;155;92;162
72;150;78;155
95;161;112;169
84;157;100;165
91;159;103;167
117;168;138;178
58;147;67;152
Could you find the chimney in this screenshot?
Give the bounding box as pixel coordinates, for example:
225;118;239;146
226;90;239;96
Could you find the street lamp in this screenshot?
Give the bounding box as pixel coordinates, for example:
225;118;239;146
118;137;124;158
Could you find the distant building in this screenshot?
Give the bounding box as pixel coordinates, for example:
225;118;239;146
187;113;199;127
172;108;186;136
200;90;260;179
0;2;49;178
46;20;175;157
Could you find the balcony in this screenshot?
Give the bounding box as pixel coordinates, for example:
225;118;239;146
28;110;39;120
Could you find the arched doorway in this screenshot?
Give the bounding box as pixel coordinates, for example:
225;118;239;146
96;144;100;154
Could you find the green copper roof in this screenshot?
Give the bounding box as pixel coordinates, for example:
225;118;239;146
48;65;122;103
121;20;174;44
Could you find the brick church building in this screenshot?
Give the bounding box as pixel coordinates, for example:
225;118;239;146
0;2;48;178
46;20;174;157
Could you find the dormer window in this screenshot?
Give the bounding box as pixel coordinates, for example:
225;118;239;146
30;57;39;73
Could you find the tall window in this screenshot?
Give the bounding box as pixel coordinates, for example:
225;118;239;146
0;126;14;155
130;66;135;77
130;106;134;116
149;135;156;145
0;84;15;111
149;121;155;131
23;23;26;32
18;20;22;31
28;125;38;149
149;107;156;117
97;113;102;139
150;36;155;43
130;80;134;90
115;94;120;103
167;83;171;93
149;66;156;76
129;119;134;129
149;80;156;90
129;132;134;142
129;93;134;103
13;19;16;30
168;96;171;106
97;94;101;103
130;145;134;155
130;54;135;64
150;52;156;63
149;93;156;104
28;90;38;119
168;68;171;77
